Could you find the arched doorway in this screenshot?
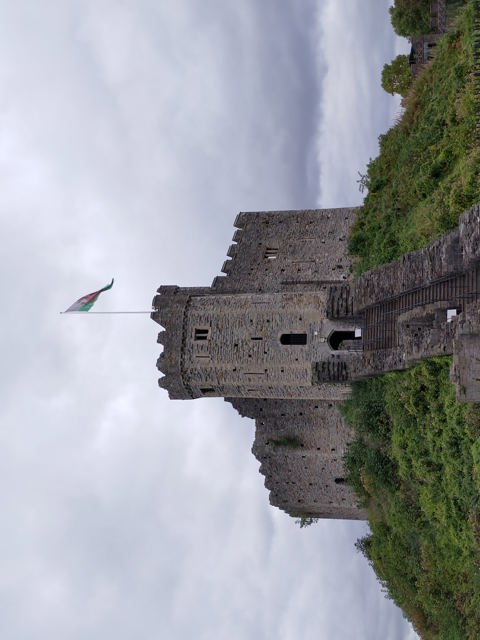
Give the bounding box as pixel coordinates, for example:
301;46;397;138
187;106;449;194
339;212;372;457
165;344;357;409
328;330;358;351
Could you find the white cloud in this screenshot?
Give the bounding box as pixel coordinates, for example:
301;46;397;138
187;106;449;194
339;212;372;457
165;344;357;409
0;2;418;639
316;0;409;208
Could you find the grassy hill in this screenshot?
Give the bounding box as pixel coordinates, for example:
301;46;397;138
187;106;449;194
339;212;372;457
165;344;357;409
343;2;480;638
350;2;479;273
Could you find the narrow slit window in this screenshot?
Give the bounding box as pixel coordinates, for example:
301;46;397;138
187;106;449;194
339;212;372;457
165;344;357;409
280;333;307;345
200;387;215;395
194;328;209;341
264;247;278;260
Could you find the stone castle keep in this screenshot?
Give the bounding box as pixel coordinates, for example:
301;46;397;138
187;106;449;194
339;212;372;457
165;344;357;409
152;205;480;521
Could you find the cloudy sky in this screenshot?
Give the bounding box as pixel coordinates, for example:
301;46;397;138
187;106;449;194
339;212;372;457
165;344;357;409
0;2;419;639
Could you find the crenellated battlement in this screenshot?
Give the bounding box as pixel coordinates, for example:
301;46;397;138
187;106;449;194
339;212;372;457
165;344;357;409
152;208;359;405
151;286;212;399
151;202;480;520
151;207;365;519
228;397;364;519
212;208;358;293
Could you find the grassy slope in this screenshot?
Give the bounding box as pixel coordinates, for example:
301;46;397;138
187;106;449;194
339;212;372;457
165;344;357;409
343;3;480;639
344;363;480;639
349;2;480;273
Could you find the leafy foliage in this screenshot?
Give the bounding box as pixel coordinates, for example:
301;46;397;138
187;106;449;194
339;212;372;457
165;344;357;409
389;0;431;36
381;55;412;96
295;516;320;528
343;361;480;639
349;2;480;274
343;3;480;637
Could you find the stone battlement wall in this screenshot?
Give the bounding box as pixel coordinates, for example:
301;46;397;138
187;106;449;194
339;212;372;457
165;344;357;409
354;205;480;313
180;291;354;400
152;203;480;521
353;229;461;312
452;300;480;402
229;398;364;519
212;208;358;293
460;204;480;268
151;286;211;399
152;207;359;403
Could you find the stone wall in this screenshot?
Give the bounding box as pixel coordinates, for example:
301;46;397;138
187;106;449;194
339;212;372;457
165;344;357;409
351;203;480;398
181;291;354;400
229;398;364;519
452;300;480;402
459;204;480;268
431;0;447;34
353;228;461;312
151;202;480;521
352;203;480;316
212;208;357;293
152;208;359;402
151;286;211;399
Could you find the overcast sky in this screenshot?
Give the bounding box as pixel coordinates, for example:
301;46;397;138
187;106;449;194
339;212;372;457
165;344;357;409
0;2;419;639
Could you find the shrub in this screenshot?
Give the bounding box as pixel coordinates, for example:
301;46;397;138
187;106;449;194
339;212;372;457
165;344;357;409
381;55;412;97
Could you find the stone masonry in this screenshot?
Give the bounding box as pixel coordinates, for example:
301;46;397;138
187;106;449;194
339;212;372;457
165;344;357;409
152;207;364;520
152;204;480;522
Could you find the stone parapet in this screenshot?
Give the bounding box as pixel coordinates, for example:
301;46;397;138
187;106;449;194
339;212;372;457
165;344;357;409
151;286;211;399
459;204;480;269
228;398;364;520
152;202;480;523
353;228;461;313
452;300;480;402
212;207;358;294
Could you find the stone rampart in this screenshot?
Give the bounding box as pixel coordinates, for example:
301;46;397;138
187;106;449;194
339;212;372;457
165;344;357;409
152;202;480;521
229;398;364;519
212;208;357;293
452;300;480;402
459;204;480;268
354;204;480;313
151;286;211;399
353;229;461;312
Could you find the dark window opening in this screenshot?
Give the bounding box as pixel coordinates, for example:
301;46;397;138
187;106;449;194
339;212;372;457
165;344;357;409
195;328;209;341
280;333;307;345
251;336;263;341
264;247;278;260
328;330;358;351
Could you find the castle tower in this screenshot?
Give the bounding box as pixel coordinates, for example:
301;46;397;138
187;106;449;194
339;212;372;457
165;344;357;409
154;286;358;401
152;207;360;400
152;207;365;520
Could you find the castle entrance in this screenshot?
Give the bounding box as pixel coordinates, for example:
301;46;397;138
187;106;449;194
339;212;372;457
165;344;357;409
327;330;360;351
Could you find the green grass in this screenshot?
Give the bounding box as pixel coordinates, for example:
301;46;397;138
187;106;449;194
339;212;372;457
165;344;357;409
349;1;480;274
343;361;480;639
343;2;480;638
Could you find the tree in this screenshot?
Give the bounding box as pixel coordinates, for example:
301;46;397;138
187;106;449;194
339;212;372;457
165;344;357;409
295;516;319;528
381;55;412;97
389;0;431;36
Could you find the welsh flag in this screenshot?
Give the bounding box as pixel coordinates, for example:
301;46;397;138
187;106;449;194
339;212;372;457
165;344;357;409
65;279;114;312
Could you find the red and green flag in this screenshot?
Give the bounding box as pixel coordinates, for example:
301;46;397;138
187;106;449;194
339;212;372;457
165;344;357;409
65;279;114;312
